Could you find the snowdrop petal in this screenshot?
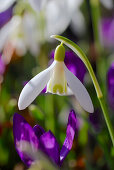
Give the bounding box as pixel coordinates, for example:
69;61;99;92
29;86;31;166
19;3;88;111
0;0;16;12
64;64;94;113
18;61;56;110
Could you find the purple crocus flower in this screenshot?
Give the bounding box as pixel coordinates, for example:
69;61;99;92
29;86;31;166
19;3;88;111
100;18;114;49
107;62;114;109
13;110;77;167
50;50;86;83
0;6;13;28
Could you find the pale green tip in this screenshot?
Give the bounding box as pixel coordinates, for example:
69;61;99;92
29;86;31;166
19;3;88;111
54;43;65;62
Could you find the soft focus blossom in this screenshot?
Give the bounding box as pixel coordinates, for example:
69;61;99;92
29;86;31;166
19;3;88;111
28;0;84;39
0;13;39;57
100;18;114;49
0;0;84;56
28;0;47;11
18;44;94;113
13;110;77;167
107;62;114;109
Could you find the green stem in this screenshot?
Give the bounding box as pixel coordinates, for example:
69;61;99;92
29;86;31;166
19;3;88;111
89;0;101;52
51;35;114;146
89;0;114;145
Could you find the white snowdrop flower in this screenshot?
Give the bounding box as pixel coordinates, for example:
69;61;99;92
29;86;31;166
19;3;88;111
18;43;94;113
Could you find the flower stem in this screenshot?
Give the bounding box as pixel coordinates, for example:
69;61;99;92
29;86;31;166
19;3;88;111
89;0;114;144
89;0;101;52
51;35;114;146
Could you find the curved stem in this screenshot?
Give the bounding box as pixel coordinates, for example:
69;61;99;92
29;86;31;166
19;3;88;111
89;0;101;52
51;35;114;146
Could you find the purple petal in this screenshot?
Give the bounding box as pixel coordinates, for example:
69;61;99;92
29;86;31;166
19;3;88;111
13;113;39;167
33;125;45;139
0;6;13;28
50;50;86;83
39;130;60;165
60;110;77;165
107;62;114;109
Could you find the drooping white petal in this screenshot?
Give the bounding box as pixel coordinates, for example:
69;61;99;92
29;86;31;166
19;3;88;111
64;64;94;113
0;0;16;12
18;61;56;110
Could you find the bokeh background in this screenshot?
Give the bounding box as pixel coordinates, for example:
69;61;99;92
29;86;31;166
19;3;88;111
0;0;114;169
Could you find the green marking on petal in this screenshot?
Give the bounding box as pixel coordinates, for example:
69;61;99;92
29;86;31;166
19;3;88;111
65;82;67;93
54;43;65;62
53;84;63;94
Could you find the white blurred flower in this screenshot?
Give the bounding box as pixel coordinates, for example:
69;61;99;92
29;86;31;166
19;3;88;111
0;12;40;57
29;0;84;39
70;9;86;36
28;0;47;11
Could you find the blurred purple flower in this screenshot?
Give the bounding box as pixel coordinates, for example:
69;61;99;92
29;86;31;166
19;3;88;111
0;6;13;28
107;62;114;109
0;53;5;75
50;50;86;83
13;110;77;167
100;18;114;49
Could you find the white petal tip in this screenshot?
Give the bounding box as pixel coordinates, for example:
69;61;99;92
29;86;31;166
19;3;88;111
18;103;24;110
87;105;94;113
79;98;94;113
18;99;26;110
